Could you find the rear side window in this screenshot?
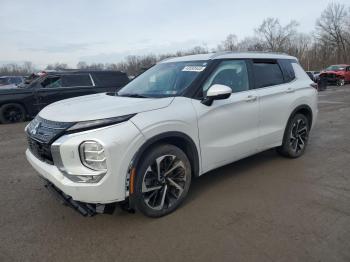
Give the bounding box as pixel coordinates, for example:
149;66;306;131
92;72;129;87
41;76;62;88
253;61;284;88
61;74;92;87
279;59;296;82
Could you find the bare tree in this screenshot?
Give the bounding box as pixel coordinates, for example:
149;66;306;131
0;62;36;76
46;63;68;70
77;61;88;69
237;36;264;51
316;2;350;63
256;18;299;52
217;34;238;51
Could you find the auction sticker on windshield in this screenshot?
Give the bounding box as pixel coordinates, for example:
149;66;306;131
182;66;206;72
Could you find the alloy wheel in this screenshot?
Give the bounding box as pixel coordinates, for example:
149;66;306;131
141;154;187;211
337;79;345;86
289;118;308;154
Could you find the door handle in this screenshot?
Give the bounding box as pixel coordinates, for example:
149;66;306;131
245;95;257;102
286;87;295;93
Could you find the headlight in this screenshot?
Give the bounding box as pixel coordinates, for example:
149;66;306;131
66;114;136;133
79;141;107;171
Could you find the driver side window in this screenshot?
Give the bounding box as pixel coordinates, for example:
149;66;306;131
40;76;62;89
202;60;249;94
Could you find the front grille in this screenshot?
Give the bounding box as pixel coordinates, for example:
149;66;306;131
27;136;53;164
26;116;74;164
321;73;337;80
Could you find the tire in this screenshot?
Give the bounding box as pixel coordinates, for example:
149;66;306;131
133;144;192;217
0;103;26;124
277;114;310;158
336;78;345;87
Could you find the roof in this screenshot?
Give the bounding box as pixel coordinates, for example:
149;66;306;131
160;51;297;63
44;70;126;75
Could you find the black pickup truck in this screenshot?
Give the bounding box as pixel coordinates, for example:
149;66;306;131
0;70;129;123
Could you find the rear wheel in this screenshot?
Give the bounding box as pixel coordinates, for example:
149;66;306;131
134;144;191;217
0;103;26;124
277;114;310;158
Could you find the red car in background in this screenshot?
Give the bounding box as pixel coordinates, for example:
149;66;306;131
319;64;350;86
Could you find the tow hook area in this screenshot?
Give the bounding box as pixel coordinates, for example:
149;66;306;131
43;180;116;217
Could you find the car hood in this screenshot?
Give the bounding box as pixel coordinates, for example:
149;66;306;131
39;93;174;122
321;70;345;75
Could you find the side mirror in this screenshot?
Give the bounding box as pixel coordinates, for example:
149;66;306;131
201;84;232;106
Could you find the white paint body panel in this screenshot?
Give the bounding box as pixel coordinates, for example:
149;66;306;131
192;90;259;173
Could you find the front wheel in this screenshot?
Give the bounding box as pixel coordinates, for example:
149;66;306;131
336;78;345;86
134;144;192;217
277;114;310;158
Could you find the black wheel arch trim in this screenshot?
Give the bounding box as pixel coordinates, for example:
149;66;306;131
283;104;313;138
131;131;200;178
127;131;200;211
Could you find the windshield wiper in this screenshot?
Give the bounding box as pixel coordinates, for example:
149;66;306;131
118;93;150;98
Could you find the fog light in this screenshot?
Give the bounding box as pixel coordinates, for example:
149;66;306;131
79;141;107;171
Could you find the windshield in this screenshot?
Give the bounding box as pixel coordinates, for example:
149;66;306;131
118;61;207;98
326;65;345;71
17;74;41;88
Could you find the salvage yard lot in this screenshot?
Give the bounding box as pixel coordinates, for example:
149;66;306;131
1;86;350;262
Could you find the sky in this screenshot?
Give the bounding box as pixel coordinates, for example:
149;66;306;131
0;0;348;68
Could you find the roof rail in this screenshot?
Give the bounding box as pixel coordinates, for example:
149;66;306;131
210;51;290;59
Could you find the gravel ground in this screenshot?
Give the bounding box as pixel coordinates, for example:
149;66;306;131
0;86;350;262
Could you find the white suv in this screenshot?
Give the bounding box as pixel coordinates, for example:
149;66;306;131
26;52;318;217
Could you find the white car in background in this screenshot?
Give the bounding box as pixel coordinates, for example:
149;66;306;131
0;76;25;88
26;52;318;217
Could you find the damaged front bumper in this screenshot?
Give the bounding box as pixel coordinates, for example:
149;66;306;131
43;179;116;216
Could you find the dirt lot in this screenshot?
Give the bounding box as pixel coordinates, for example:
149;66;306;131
0;86;350;262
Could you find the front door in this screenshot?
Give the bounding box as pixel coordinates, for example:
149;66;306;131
192;60;259;173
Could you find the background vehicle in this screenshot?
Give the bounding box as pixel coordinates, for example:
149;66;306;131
306;71;316;82
306;71;320;82
0;70;129;123
319;64;350;86
25;52;317;217
0;76;25;87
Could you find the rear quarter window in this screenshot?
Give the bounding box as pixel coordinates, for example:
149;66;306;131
92;72;129;87
278;59;296;83
61;74;92;87
253;60;284;88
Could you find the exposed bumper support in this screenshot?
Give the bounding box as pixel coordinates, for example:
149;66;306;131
43;179;116;216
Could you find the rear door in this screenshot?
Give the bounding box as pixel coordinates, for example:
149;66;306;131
34;75;63;110
192;59;259;173
253;59;297;150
